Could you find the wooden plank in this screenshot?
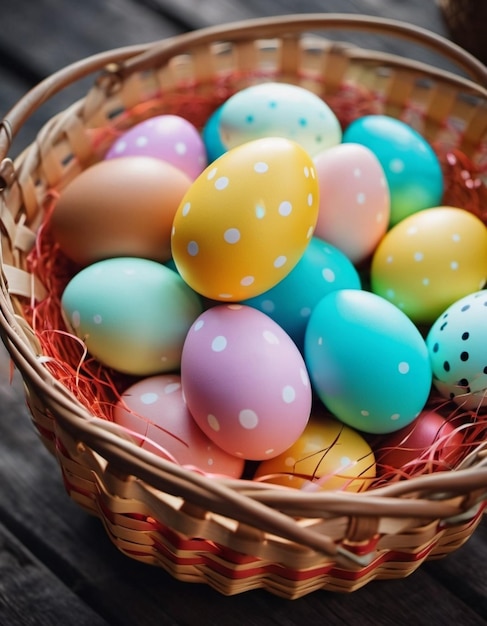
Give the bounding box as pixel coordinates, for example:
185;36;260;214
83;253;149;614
0;523;108;626
0;0;181;79
0;0;184;158
146;0;460;74
425;521;487;617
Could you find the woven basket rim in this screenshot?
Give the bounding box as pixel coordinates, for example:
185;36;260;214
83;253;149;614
1;12;487;162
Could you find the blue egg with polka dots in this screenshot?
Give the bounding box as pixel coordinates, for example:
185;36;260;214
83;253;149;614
202;105;227;163
426;290;487;411
304;289;432;434
242;237;361;352
342;115;443;226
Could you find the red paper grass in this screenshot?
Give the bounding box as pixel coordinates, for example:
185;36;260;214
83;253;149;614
20;81;487;489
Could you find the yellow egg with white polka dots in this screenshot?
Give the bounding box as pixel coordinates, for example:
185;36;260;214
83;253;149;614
371;206;487;324
253;413;376;492
171;137;319;301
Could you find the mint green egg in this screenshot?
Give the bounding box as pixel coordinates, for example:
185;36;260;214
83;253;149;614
61;257;203;375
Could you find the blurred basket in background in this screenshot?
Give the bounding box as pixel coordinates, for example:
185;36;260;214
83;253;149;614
1;14;487;598
439;0;487;65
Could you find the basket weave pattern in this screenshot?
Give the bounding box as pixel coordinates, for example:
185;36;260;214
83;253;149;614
1;15;487;598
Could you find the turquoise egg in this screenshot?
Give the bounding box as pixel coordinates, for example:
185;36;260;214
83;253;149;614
217;82;342;156
242;238;361;352
304;289;432;434
61;257;203;375
202;105;227;163
342;115;443;226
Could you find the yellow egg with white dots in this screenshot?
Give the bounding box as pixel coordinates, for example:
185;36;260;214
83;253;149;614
171;137;319;301
253;413;376;492
371;206;487;324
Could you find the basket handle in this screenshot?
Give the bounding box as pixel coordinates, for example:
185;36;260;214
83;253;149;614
113;13;487;86
1;12;486;168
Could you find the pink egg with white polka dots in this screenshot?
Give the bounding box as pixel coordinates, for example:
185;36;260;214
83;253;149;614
313;143;390;264
104;115;207;180
113;374;244;478
180;304;312;460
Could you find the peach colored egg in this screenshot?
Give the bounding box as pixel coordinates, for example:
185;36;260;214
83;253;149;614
51;156;192;266
114;374;244;477
313;143;390;264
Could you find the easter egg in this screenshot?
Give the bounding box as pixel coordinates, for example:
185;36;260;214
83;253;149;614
113;374;244;477
253;412;376;492
426;290;487;411
105;114;207;180
218;82;341;156
313;143;390;264
202;105;226;162
374;408;463;471
304;289;432;434
371;206;487;324
180;304;312;460
61;258;203;375
50;156;192;266
171;137;320;301
342;115;443;226
242;237;361;352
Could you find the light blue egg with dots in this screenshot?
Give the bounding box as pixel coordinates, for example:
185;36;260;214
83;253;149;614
217;82;342;156
242;238;361;352
61;257;203;376
342;115;443;226
304;289;432;434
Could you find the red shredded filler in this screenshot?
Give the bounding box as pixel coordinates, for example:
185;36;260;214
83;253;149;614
21;81;487;487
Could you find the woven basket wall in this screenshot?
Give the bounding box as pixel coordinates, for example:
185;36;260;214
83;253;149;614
1;15;487;598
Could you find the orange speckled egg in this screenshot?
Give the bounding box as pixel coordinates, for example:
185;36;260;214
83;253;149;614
171;137;319;301
253;412;376;492
50;156;192;266
371;206;487;324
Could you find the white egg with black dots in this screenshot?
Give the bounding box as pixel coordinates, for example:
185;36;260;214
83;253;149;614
427;290;487;411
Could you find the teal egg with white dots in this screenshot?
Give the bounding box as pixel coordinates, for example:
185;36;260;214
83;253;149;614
426;290;487;411
304;289;432;434
218;82;342;156
202;105;227;163
242;237;361;352
61;257;203;375
342;115;443;226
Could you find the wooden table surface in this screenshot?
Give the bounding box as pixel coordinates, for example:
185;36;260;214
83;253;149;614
1;1;487;624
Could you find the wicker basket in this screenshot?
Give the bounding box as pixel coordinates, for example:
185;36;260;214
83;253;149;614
1;14;487;599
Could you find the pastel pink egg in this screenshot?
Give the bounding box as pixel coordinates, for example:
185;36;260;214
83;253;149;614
113;374;244;478
313;143;390;264
105;114;207;180
180;304;312;461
